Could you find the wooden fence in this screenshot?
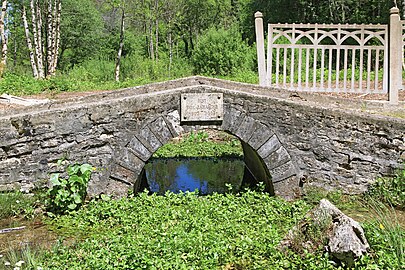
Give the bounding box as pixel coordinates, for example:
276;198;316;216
255;8;402;104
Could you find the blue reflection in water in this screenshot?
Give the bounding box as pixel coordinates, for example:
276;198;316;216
145;158;244;195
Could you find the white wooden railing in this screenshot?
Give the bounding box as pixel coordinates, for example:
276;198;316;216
255;8;402;104
267;23;388;93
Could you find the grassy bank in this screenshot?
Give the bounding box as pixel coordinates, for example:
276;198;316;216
0;133;404;269
0;183;404;269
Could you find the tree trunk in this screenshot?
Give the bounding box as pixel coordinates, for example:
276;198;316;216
36;1;43;72
168;30;172;77
46;0;53;76
22;5;39;78
148;19;154;60
0;0;7;76
30;0;44;78
51;0;61;75
154;0;159;61
115;9;125;82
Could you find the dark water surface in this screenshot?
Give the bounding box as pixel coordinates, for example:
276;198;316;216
145;158;245;195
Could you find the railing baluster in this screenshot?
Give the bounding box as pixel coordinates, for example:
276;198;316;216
343;48;348;91
320;48;325;90
290;47;295;89
283;48;288;87
305;48;310;89
298;48;302;90
351;48;356;91
367;48;372;92
328;48;333;91
276;47;280;87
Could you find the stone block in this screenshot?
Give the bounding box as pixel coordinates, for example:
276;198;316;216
234;116;257;142
110;162;139;185
222;106;244;133
165;110;183;137
257;135;281;159
265;146;291;170
248;123;274;150
127;136;151;162
269;161;297;183
149;117;174;144
140;126;162;152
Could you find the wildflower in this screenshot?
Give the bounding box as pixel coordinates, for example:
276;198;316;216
37;267;43;270
13;267;20;270
379;223;385;230
0;254;3;258
15;261;25;267
5;261;11;266
16;200;20;204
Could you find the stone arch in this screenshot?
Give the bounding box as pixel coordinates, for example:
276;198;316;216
106;108;300;199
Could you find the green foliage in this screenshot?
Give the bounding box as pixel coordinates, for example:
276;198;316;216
366;168;405;209
59;0;105;69
45;163;94;215
34;189;404;269
362;201;404;269
153;131;243;158
41;191;314;269
0;191;36;219
192;27;255;76
0;246;42;270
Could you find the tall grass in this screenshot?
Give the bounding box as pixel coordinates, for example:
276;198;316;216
363;200;404;268
0;192;35;219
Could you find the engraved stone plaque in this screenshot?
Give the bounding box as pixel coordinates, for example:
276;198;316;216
181;93;223;122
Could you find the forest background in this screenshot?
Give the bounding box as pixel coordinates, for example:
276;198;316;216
0;0;402;95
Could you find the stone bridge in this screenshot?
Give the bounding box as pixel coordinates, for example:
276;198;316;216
0;77;404;199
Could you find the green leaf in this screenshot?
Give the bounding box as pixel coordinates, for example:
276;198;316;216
50;174;61;186
68;203;77;210
80;164;93;174
67;165;80;176
73;193;82;204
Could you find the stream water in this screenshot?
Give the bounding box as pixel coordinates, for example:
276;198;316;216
145;158;245;195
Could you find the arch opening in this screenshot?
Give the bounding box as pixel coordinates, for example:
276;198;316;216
135;129;273;196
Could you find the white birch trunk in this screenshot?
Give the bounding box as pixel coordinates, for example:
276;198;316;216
30;0;44;78
0;0;7;75
46;0;53;76
22;5;38;78
154;0;159;61
52;0;61;75
48;0;57;76
115;9;125;82
36;1;43;71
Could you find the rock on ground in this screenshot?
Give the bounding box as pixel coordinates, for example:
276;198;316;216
279;199;369;267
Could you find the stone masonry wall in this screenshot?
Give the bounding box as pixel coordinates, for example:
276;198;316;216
0;77;404;198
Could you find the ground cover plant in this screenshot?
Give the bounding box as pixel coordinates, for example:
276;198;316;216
153;131;243;158
30;189;402;269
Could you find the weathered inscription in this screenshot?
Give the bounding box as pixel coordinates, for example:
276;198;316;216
181;93;223;122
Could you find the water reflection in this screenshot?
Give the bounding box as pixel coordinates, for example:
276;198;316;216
145;158;245;195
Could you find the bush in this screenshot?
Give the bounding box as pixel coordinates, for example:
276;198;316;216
45;163;94;215
366;168;405;209
192;27;255;76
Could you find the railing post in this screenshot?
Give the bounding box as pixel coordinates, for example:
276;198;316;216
255;11;266;86
389;7;401;105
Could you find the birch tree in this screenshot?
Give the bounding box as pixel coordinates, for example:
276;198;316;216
21;0;61;79
0;0;7;76
115;8;124;81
